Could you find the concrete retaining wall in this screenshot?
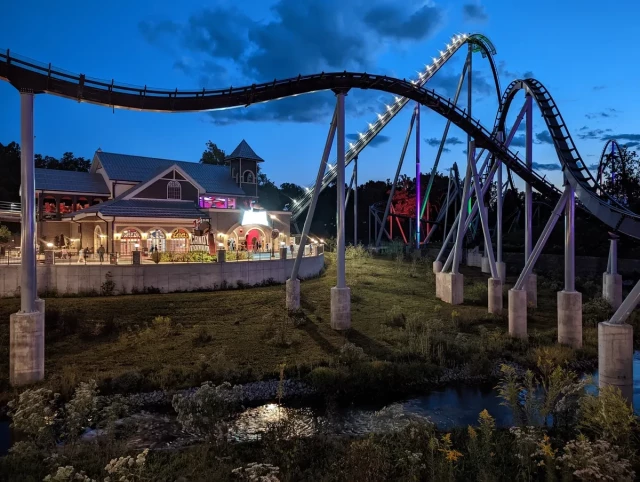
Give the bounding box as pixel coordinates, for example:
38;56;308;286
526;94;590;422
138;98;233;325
0;254;325;297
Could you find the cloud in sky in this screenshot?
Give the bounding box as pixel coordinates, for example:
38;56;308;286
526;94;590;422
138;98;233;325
424;136;464;147
139;0;445;124
347;133;391;147
496;60;535;81
462;3;488;22
532;162;562;171
593;85;607;91
585;108;619;119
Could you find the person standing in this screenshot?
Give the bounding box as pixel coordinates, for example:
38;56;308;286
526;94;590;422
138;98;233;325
98;244;105;263
77;247;84;263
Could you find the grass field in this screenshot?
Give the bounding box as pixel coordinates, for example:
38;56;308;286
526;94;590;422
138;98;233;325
0;251;609;401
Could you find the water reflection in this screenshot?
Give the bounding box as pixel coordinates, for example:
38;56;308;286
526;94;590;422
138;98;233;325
3;353;640;454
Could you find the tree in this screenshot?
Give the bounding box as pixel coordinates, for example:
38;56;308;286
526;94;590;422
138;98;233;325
200;141;227;165
0;225;11;244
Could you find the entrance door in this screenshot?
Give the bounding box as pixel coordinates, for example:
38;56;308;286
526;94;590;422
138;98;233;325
245;229;261;251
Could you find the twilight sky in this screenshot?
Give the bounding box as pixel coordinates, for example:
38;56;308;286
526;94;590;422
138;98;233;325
0;0;638;192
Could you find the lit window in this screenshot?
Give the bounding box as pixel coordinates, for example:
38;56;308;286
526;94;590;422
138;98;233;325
167;180;181;199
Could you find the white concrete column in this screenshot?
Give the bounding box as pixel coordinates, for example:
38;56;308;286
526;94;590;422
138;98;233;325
598;321;633;405
488;278;503;315
508;289;527;339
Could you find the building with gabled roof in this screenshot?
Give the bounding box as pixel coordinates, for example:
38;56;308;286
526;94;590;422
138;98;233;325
36;140;290;257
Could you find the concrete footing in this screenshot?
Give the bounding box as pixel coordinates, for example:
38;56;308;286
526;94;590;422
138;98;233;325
508;289;527;339
441;272;464;305
598;321;634;404
488;278;503;315
10;309;45;386
432;260;443;274
497;262;507;283
286;278;300;310
35;298;45;314
557;290;582;348
435;272;443;299
330;286;351;330
525;274;537;308
481;256;491;274
602;273;622;310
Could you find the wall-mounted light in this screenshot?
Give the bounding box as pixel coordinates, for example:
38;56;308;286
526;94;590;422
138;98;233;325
46;242;53;248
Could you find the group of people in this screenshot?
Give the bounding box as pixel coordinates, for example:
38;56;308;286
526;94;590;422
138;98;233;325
75;245;106;263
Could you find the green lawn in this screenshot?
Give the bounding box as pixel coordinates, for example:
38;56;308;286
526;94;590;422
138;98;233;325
0;253;599;400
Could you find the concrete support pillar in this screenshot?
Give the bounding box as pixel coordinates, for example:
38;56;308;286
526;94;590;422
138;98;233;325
435;272;444;300
557;290;582;348
441;272;464;305
603;273;623;310
330;287;351;330
280;246;288;260
432;260;443;274
598;321;633;404
10;310;45;386
525;274;537;308
286;278;300;311
488;278;503;315
217;249;226;263
496;262;507;283
35;298;45;314
508;289;527;339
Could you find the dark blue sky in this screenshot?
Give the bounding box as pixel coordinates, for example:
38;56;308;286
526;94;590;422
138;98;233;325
1;0;638;190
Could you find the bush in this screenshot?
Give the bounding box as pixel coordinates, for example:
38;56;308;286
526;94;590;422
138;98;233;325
193;326;213;346
159;251;216;263
582;297;613;326
384;305;406;328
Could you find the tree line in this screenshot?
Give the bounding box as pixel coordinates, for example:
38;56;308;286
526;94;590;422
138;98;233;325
2;139;640;254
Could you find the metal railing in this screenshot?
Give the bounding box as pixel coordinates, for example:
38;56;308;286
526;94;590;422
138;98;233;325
0;245;323;266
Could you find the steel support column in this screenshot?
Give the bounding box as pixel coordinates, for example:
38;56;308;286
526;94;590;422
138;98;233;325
20;92;36;314
375;110;417;246
354;156;358;245
452;153;472;274
564;181;575;292
336;91;347;288
290;106;337;282
525;94;533;263
415;103;421;249
514;187;570;291
496;137;503;265
469;141;498;278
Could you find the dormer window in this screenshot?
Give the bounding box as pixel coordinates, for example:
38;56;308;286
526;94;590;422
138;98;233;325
167;180;181;200
243;170;255;183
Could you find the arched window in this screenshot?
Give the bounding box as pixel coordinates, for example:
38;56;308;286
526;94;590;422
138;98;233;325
243;170;255;183
167;180;181;200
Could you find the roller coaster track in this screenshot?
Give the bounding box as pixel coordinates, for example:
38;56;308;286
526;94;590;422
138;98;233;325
495;80;640;237
596;139;624;196
1;34;638;238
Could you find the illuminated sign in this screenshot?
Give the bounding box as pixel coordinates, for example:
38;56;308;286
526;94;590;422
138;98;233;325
171;229;190;239
241;210;269;226
121;229;141;239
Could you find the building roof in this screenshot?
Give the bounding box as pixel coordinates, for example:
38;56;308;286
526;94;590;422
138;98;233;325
225;140;264;162
35;169;110;195
65;199;204;219
94;151;248;196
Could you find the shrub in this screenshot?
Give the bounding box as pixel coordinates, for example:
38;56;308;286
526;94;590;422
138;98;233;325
152;315;181;336
384;305;406;328
582;297;613;326
345;244;371;260
338;342;367;365
100;271;116;296
193;326;213;346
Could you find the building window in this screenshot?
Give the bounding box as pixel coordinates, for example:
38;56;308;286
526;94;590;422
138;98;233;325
170;228;190;253
243;170;255;183
167;180;181;199
147;229;166;252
